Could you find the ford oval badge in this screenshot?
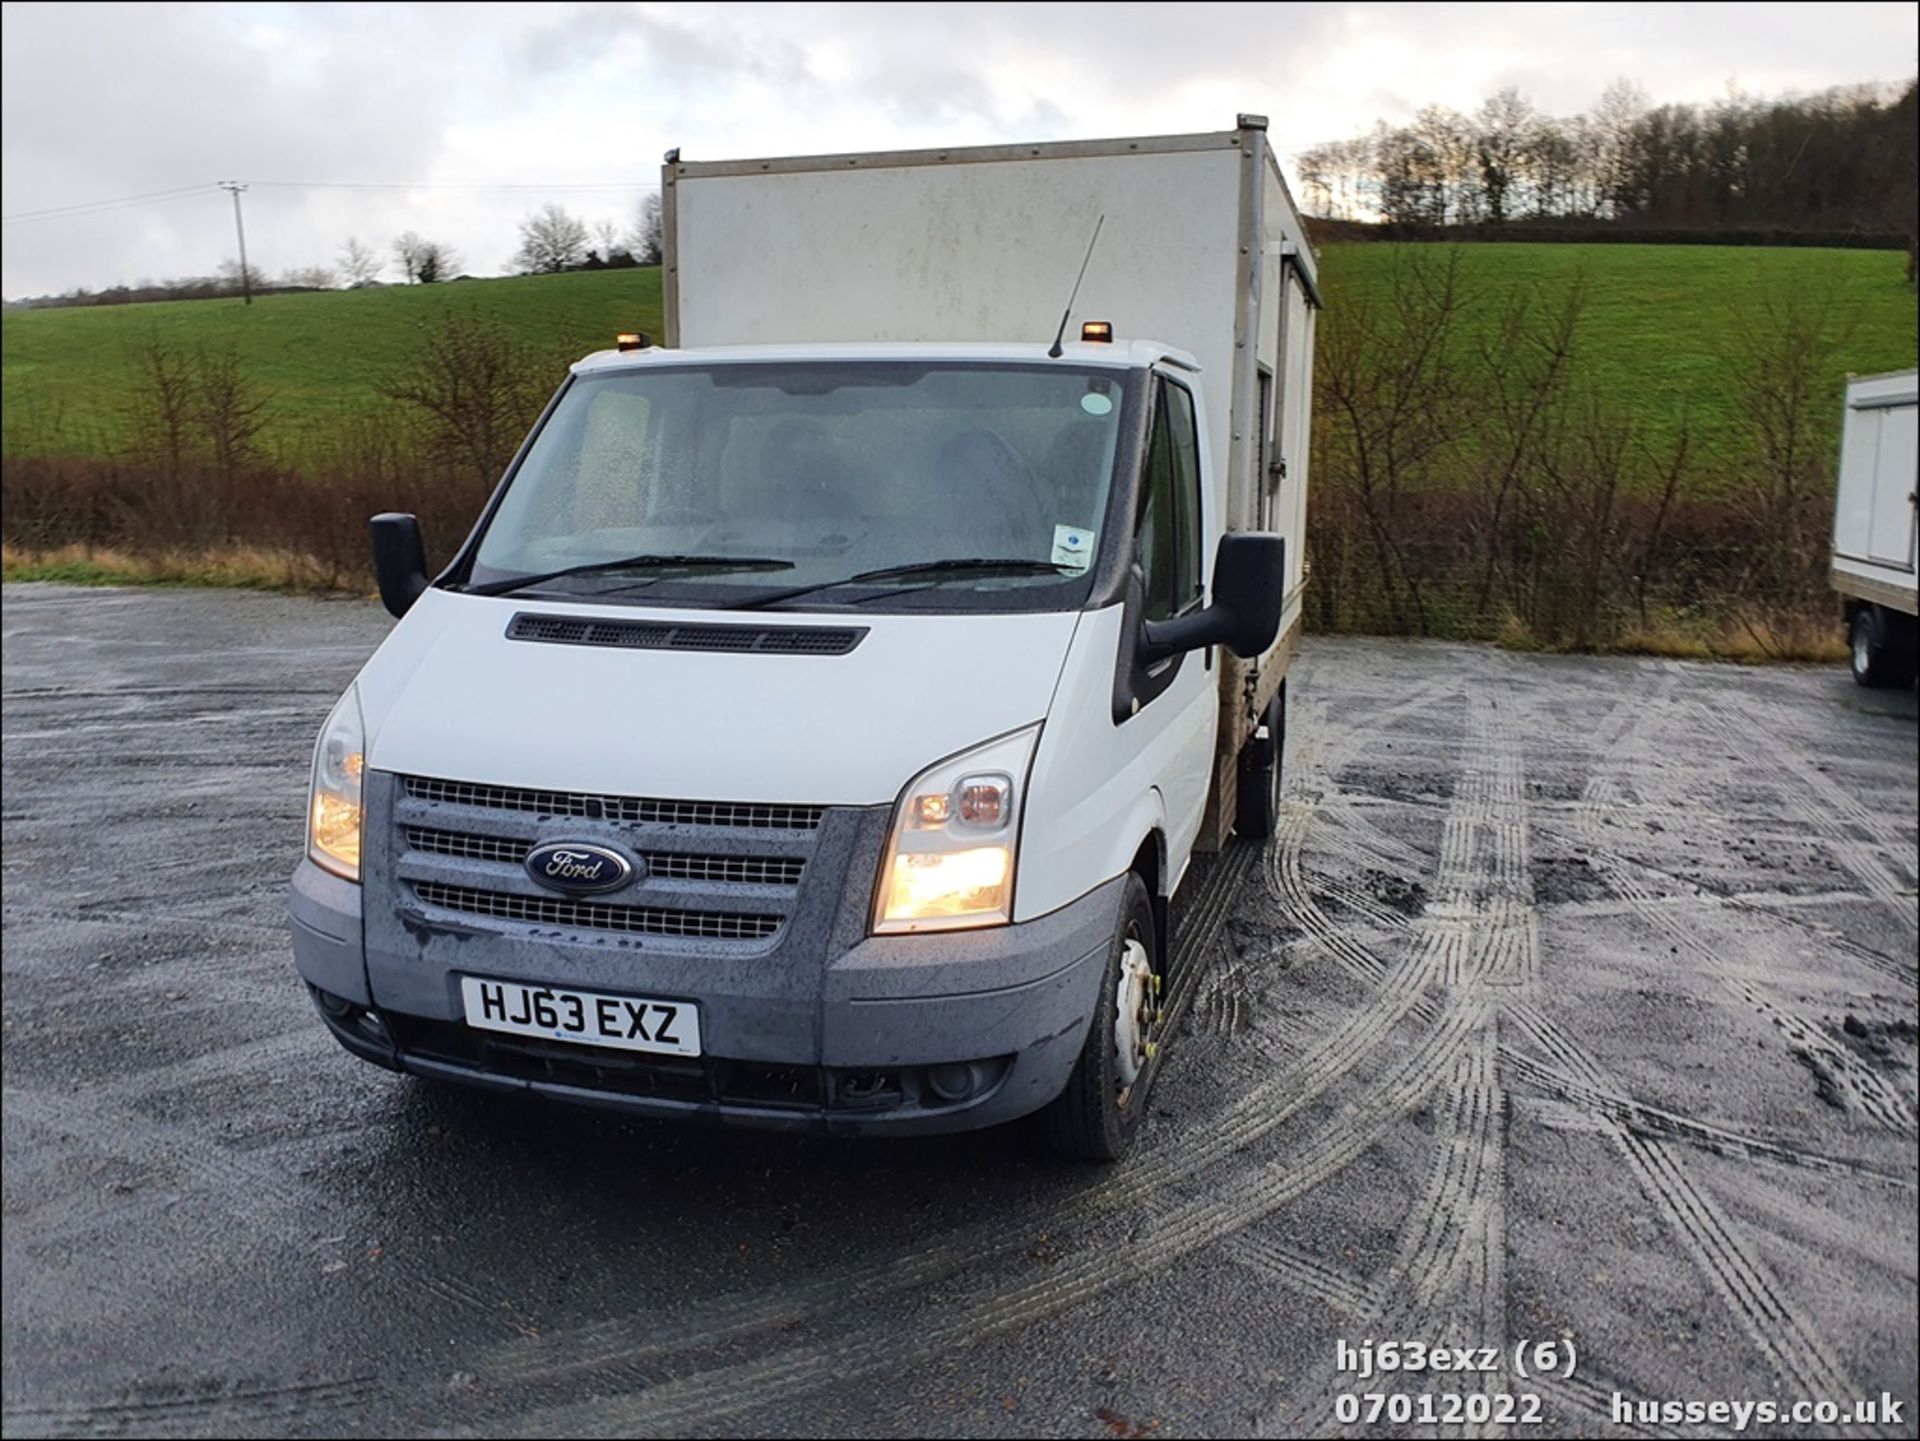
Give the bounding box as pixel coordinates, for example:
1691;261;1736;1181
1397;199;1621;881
525;841;638;895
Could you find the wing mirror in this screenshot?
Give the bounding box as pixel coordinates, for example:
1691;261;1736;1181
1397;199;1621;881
1140;533;1285;662
370;512;429;618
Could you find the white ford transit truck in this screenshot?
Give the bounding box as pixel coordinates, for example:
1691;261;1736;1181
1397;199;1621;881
290;117;1320;1159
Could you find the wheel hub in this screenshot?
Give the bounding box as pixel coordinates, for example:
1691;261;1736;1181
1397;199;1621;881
1112;937;1154;1088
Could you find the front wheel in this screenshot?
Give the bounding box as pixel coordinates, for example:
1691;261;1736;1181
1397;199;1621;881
1043;873;1163;1162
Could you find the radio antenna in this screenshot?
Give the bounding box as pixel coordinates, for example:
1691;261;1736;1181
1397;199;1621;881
1046;214;1106;358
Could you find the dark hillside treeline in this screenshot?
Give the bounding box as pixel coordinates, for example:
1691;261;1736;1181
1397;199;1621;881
1297;78;1917;248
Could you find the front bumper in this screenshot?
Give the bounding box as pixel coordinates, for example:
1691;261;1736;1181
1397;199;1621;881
290;853;1121;1137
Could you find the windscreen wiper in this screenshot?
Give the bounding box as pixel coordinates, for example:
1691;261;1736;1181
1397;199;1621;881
462;554;795;598
726;557;1073;611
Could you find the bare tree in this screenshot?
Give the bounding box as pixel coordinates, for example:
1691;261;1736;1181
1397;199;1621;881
593;217;621;259
415;241;459;283
338;236;382;287
394;234;460;284
281;264;336;290
514;203;590;274
384;313;546;492
1590;78;1648;218
630;191;664;265
1469;276;1586;614
216;258;264;295
1626;416;1692;632
193;344;270;485
124;332;195;483
1412;106;1478;223
1476;88;1536;224
1723;278;1860;640
393;232;428;284
1312;247;1474;632
1294;143;1338;219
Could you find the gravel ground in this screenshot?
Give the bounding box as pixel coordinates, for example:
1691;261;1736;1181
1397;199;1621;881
3;583;1915;1439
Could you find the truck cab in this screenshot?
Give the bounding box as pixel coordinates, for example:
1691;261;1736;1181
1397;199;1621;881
291;122;1318;1160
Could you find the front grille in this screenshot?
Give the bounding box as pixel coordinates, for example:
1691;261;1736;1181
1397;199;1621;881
645;853;805;886
508;612;866;656
413;881;782;942
404;826;805;887
406;828;528;864
404;775;823;831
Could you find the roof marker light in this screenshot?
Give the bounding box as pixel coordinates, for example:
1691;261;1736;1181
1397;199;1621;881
1081;321;1113;343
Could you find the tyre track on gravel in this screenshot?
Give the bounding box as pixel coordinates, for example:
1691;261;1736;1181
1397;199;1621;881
1567;686;1915;1132
1271;683;1534;1440
1503;1001;1859;1403
479;834;1261;1391
1602;834;1911;1131
1500;1042;1913;1191
1691;693;1916;936
1541;678;1876;1402
0;1378;377;1441
497;998;1492;1437
3;1085;525;1340
1723;900;1918;991
482;671;1481;1401
1374;1035;1507;1344
483;660;1873;1435
1224;1233;1376;1315
1613;1125;1857;1404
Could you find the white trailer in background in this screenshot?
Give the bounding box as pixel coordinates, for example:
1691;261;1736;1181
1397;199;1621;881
1833;368;1918;686
662;116;1321;847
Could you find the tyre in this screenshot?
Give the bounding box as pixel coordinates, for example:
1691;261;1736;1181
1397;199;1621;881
1234;681;1287;841
1850;606;1900;688
1043;872;1163;1162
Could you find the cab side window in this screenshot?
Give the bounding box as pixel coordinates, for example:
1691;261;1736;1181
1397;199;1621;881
1137;376;1204;621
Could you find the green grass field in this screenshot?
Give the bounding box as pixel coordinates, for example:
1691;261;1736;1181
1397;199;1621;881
1319;242;1917;467
2;245;1913;470
1;267;665;460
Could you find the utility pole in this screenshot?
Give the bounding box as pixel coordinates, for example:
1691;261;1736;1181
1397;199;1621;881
219;180;252;306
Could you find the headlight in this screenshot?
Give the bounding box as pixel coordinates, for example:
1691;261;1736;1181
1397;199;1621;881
873;725;1039;934
307;686;366;881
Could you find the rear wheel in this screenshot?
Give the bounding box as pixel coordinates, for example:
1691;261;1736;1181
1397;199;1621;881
1850;606;1907;688
1043;873;1162;1162
1234;681;1287;840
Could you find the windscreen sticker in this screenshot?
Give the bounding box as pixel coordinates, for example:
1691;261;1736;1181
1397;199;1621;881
1052;524;1096;574
1080;393;1114;416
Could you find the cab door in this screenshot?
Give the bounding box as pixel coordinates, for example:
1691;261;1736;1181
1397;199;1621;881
1130;370;1219;869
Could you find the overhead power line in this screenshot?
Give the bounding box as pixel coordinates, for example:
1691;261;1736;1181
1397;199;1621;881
3;176;662;222
1;183;216;224
248;179;661;192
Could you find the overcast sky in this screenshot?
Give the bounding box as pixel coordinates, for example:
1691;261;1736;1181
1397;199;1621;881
3;1;1915;298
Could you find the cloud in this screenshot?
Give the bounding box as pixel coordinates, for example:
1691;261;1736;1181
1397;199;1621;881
4;1;1915;296
2;1;463;292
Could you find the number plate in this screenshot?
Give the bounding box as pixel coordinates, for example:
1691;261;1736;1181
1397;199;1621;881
459;977;701;1057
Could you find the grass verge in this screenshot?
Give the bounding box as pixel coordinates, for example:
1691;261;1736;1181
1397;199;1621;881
1;542;368;595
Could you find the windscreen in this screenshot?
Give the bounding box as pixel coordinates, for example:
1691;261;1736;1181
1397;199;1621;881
470;362;1129;610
